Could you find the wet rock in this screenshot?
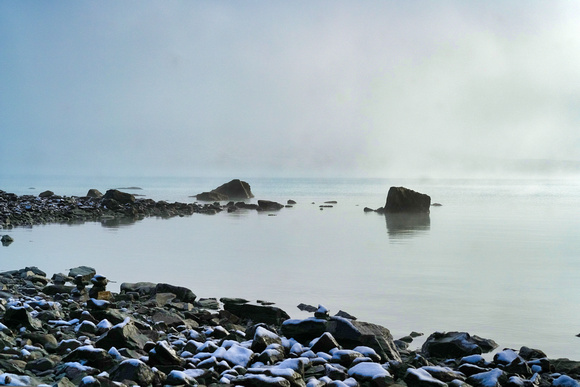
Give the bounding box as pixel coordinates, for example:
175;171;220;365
102;189;135;204
422;331;498;358
326;316;401;362
86;189;103;198
258;200;284;211
224;301;290;325
384;186;431;213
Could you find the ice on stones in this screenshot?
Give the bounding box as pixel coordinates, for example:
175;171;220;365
553;375;580;387
222;344;254;367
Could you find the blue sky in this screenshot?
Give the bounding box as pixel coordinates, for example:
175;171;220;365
1;1;579;178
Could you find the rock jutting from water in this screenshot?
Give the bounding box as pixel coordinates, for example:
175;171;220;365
195;179;254;202
0;265;577;387
366;186;432;214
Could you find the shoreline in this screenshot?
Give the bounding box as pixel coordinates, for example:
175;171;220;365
0;265;578;386
0;189;287;230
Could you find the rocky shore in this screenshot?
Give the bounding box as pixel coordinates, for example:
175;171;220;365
0;266;578;387
0;189;287;230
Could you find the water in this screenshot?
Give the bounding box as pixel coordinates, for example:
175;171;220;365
2;175;580;359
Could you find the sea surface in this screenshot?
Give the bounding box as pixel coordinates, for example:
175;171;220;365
1;175;580;359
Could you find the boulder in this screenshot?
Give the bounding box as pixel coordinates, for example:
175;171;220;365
384;187;431;213
422;331;498;359
196;179;254;201
69;266;96;284
281;317;328;343
326;316;401;362
404;368;447;387
258;200;284;211
109;359;160;386
95;318;150;351
224;301;290;325
466;368;506;387
86;189;103;198
102;189;135;205
154;283;196;303
3;305;43;331
39;190;55;198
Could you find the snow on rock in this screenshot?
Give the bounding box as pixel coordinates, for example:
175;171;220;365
405;367;448;387
553;375;580;387
494;349;520;365
466;368;506;387
222;344;255;367
347;362;392;383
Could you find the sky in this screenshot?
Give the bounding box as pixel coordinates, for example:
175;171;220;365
1;1;580;179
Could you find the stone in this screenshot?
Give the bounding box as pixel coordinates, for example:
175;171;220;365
384;186;431;213
466;368;506;387
3;305;43;330
95;318;150;351
258;200;284;211
211;179;254;199
148;340;184;367
281;317;328;343
311;332;340;353
39;190;55;198
86;189;103;198
102;189;135;204
348;362;393;387
422;331;498;359
251;326;283;353
224;302;290;325
196;191;229;201
120;281;157;297
154;283;196;303
62;345;116;371
326;316;401;362
519;346;547;360
1;235;13;245
109;358;161;386
405;368;448;387
69;266;96;283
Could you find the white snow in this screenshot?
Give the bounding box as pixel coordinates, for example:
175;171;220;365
222;344;254;367
108;347;123;360
255;326;280;340
468;368;504;387
495;349;519;364
96;319;113;330
553;375;580;387
353;346;379;358
112;317;131;329
89;298;110;307
0;373;34;386
81;376;97;384
348;362;391;379
317;304;329;314
406;368;447;387
461;354;485;364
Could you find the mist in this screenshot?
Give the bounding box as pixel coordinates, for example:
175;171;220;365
1;1;579;179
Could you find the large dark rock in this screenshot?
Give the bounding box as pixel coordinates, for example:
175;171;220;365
384;187;431;213
3;306;43;331
326;316;401;362
154;283;196;303
86;189;103;198
102;189;135;205
196;179;254;201
281;317;328;344
95;318;150;351
109;359;161;386
258;200;284;211
422;331;498;359
223;301;290;325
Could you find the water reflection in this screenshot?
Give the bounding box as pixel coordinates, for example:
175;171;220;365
385;213;430;239
100;216;141;228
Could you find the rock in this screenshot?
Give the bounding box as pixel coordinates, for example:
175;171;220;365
311;332;340;353
196;179;254;201
154;283;196;303
335;310;357;320
196;191;229;201
3;305;43;330
1;235;13;246
39;190;55;198
86;189;103;198
109;359;160;386
519;346;547;360
62;345;116;371
224;302;290;325
466;368;506;387
102;189;135;204
68;266;96;284
384;186;431;213
552;375;580;387
212;179;254;199
422;331;498;358
95;317;150;351
120;281;157;297
252;326;283;353
258;200;284;211
297;303;318;313
281;317;328;343
405;368;448;387
348;363;393;386
326;316;401;362
148;340;184;367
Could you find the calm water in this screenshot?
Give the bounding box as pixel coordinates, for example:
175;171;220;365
1;175;580;359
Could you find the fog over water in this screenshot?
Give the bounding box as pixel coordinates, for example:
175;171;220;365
1;1;580;179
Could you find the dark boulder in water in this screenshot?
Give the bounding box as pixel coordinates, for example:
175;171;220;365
196;179;254;201
102;189;135;205
86;189;103;198
422;331;498;358
384;186;431;213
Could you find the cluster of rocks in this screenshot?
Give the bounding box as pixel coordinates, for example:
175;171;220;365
0;266;579;387
0;185;287;229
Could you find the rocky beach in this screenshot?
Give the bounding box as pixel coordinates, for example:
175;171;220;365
0;265;578;386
